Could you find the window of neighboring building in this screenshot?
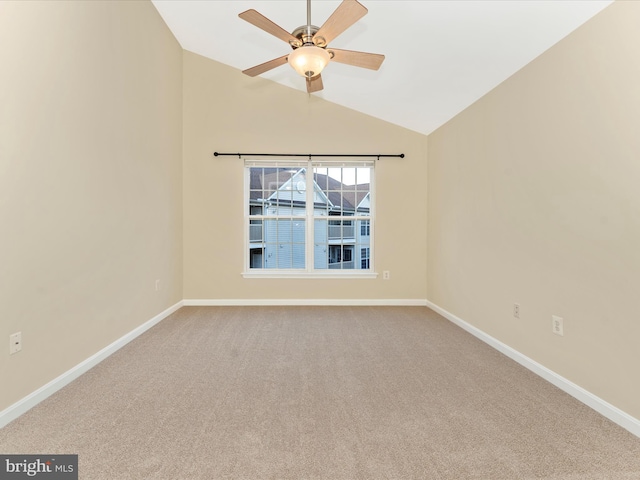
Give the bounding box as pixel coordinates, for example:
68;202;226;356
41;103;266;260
244;160;374;277
360;220;370;237
361;247;370;269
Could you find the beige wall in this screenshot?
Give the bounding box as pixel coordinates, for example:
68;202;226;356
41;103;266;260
427;1;640;419
0;1;183;411
182;51;428;301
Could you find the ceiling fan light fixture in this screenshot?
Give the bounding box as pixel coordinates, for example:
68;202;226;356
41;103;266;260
288;45;330;78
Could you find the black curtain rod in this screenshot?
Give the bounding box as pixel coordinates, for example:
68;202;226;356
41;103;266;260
213;152;404;159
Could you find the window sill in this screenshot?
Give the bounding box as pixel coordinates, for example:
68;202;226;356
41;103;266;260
242;271;379;279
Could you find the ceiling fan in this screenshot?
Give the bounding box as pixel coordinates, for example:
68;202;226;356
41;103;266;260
239;0;385;93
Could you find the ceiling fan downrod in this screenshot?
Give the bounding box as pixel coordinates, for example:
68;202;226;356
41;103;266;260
295;0;317;46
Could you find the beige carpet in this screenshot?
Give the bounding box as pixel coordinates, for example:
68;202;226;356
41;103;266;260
1;306;639;479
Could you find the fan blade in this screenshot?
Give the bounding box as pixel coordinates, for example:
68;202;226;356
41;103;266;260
242;55;289;77
313;0;368;46
306;74;324;93
239;9;301;46
329;48;385;70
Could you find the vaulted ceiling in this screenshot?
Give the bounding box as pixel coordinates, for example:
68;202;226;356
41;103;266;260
151;0;612;135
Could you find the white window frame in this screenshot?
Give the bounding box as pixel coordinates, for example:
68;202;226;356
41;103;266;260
243;159;377;279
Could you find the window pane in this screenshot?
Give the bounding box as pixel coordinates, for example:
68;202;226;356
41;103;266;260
313;219;327;269
249;167;306;215
314;169;329;191
249;219;262;243
250;248;264;268
292;244;305;268
313;166;373;217
312;217;370;270
327;167;341;184
257;218;305;269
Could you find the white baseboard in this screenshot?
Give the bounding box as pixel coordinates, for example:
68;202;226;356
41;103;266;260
183;299;428;306
0;300;184;429
426;300;640;439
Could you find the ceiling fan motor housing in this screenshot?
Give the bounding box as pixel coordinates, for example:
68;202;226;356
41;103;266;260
290;25;325;48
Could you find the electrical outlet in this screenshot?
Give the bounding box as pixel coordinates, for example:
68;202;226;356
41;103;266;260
383;271;390;280
155;279;160;291
552;315;564;336
10;332;22;355
513;303;520;319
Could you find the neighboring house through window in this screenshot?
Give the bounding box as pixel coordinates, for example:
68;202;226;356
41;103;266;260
245;160;374;277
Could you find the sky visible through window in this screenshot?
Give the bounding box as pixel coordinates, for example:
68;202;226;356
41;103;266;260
316;167;370;186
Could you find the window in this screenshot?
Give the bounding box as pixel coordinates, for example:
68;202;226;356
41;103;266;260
361;247;370;269
245;160;374;277
360;220;370;237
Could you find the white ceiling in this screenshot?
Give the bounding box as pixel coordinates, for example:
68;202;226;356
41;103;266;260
151;0;613;135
